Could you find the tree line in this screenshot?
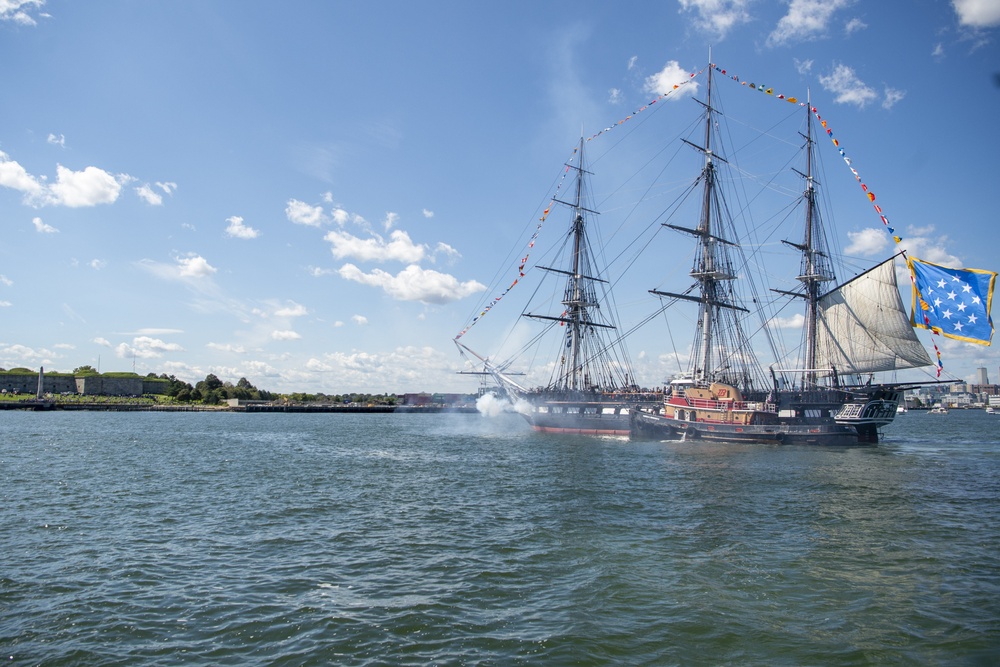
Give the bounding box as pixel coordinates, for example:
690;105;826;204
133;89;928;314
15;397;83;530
1;365;403;406
151;372;398;406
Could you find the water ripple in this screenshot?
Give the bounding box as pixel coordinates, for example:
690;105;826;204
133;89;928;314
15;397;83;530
1;410;998;664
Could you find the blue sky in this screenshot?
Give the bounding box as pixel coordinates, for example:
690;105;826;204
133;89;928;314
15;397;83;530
1;0;999;393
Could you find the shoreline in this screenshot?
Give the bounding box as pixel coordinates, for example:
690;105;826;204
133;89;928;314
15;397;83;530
0;400;479;414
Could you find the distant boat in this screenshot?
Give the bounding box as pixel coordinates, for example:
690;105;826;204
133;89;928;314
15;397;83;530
987;406;996;415
929;406;949;414
897;404;908;414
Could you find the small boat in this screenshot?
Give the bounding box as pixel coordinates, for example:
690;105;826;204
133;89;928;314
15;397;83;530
986;406;996;414
928;405;949;414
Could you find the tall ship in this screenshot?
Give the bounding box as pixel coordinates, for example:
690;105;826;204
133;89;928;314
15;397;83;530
630;62;932;444
457;57;937;443
455;139;661;436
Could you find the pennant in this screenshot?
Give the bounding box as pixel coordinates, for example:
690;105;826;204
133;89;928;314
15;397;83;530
909;258;997;346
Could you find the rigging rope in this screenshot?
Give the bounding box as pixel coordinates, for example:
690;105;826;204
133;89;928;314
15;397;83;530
454;68;705;341
711;62;946;376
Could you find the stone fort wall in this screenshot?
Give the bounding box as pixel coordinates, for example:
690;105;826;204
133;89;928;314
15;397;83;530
0;373;167;396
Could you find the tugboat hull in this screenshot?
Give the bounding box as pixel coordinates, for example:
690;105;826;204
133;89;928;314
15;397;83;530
630;409;860;445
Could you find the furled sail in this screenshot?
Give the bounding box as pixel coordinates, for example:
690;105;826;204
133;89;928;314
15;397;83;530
815;258;932;374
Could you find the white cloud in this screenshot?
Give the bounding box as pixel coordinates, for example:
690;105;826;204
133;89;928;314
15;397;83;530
896;226;962;266
844;17;867;35
0;343;55;363
383;211;399;231
844;227;890;256
156;181;177;194
770;313;806;329
0;0;45;25
271;330;301;341
176;254;217;278
0;155;132;208
767;0;851;47
0;274;12;286
643;60;699;98
818;63;877;108
953;0;1000;27
47;133;65;147
89;259;106;270
0;301;10;307
337;263;486;304
135;184;163;205
352;314;368;326
882;86;906;110
678;0;751;40
116;336;184;359
32;216;57;233
609;88;622;104
324;228;426;263
49;164;123;207
2;153;125;208
908;225;936;237
274;302;308;318
331;208;350;225
225;215;261;239
207;342;247;354
0;151;44;197
93;337;112;347
286;198;325;226
433;242;460;261
422;208;434;218
304;345;457;391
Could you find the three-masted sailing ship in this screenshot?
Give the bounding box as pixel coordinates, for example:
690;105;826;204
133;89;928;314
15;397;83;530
630;64;932;444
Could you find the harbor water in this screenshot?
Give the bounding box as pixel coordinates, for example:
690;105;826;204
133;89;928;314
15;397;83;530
2;409;998;665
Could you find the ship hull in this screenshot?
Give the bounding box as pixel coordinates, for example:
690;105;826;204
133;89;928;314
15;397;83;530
630;408;861;445
519;392;661;437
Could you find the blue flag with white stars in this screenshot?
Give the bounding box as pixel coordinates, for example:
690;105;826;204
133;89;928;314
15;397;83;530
909;258;996;346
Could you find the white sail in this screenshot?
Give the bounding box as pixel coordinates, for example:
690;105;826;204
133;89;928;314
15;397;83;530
815;258;932;374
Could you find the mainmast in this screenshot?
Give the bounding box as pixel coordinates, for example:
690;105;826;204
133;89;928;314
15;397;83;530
683;63;740;386
695;63;718;385
651;61;749;388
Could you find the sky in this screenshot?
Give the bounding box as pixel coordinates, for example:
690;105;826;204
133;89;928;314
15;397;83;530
1;0;999;394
